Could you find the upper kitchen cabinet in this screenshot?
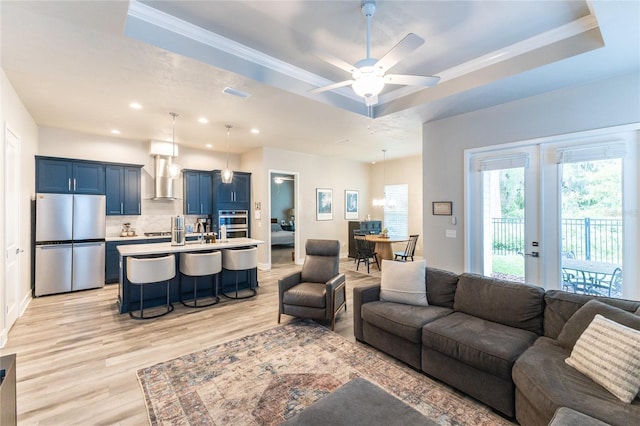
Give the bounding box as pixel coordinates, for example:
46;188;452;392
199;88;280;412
105;165;142;216
36;156;105;194
183;170;212;215
213;170;251;210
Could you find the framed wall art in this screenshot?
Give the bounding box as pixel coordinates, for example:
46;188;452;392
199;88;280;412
432;201;453;216
345;190;359;220
316;188;333;220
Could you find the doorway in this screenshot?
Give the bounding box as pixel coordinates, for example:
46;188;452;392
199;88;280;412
269;171;297;267
3;124;21;345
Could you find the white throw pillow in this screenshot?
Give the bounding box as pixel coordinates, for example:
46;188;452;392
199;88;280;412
565;314;640;403
380;259;428;306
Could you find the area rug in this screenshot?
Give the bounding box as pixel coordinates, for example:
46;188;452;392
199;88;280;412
137;321;513;425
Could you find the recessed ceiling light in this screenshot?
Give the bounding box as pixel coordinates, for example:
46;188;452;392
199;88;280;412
205;144;213;148
198;117;209;124
111;129;121;134
250;128;260;134
129;102;142;109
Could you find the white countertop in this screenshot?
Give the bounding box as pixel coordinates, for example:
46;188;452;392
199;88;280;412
116;237;264;256
106;233;213;242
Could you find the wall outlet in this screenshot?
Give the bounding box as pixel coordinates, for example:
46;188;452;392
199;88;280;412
445;229;457;238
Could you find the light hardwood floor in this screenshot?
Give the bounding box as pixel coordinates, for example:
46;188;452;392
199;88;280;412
4;259;380;425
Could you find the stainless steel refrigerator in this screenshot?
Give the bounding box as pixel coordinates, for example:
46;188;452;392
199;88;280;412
35;193;106;296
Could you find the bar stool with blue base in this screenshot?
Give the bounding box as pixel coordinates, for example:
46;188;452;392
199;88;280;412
222;247;258;299
126;254;175;319
179;251;222;308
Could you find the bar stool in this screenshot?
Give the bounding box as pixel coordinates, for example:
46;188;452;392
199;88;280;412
179;251;222;308
222;247;258;299
126;254;175;320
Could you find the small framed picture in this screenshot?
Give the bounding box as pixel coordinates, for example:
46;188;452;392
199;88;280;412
345;190;359;220
432;201;453;216
316;188;333;221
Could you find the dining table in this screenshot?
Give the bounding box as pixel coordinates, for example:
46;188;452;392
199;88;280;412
561;259;622;297
365;234;410;270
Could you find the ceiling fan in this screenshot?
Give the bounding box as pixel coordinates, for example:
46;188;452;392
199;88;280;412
309;0;440;107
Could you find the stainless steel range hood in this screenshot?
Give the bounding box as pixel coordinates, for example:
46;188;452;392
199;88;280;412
152;155;177;200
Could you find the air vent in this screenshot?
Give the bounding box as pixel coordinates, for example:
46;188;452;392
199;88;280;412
222;87;251;99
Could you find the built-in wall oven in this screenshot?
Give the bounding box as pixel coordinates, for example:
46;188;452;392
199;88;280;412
218;210;249;238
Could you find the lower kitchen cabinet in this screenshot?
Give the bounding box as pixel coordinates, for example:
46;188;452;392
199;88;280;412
105;238;169;283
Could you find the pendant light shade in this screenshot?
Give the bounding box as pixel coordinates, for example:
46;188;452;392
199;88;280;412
373;149;395;208
168;112;181;178
221;124;234;184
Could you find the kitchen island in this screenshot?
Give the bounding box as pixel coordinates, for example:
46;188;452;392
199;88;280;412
116;238;264;314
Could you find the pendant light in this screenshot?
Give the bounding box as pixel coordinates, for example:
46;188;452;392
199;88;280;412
168;112;181;179
373;149;395;208
221;124;234;184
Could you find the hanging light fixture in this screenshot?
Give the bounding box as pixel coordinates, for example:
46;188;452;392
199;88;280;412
372;149;396;208
168;112;181;179
221;124;234;184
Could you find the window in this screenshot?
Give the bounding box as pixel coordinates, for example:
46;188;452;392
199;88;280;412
384;184;408;235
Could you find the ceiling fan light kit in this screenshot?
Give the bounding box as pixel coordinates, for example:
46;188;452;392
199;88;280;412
310;0;440;107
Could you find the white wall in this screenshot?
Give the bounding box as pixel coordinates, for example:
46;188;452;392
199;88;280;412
1;68;39;343
243;147;371;267
370;154;424;257
422;72;640;273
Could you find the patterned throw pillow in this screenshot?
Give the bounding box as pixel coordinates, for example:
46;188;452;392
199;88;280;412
380;259;428;306
565;314;640;403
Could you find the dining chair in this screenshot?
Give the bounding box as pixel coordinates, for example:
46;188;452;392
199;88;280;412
354;235;379;273
394;234;419;262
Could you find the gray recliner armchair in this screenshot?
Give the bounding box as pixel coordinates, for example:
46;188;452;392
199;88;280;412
278;239;346;330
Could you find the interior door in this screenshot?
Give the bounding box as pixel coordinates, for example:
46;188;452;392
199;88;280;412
467;146;541;285
3;125;22;336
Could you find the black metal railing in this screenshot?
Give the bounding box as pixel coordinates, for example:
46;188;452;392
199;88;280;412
492;217;622;264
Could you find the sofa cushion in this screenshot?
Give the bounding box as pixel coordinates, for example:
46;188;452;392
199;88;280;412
380;260;427;306
548;407;611;426
543;290;640;339
556;299;640;350
453;273;545;334
282;282;325;308
512;337;640;425
362;301;452;343
426;267;458;308
565;314;640;403
422;312;538;381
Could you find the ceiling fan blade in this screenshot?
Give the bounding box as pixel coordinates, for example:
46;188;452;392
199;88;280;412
315;51;357;74
375;33;425;72
384;74;440;87
308;79;354;94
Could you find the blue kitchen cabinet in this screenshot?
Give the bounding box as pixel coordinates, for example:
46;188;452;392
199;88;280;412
36;157;105;194
213;170;251;208
106;165;142;215
105;237;169;283
183;170;212;215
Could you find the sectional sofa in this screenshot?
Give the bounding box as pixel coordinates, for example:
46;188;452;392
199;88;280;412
353;266;640;425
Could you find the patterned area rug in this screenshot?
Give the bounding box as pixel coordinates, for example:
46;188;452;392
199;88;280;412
137;321;513;425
